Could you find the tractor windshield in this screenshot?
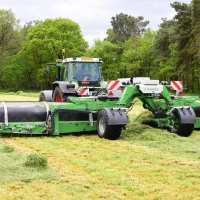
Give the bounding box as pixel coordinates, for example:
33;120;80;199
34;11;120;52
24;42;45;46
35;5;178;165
64;62;102;83
74;62;101;82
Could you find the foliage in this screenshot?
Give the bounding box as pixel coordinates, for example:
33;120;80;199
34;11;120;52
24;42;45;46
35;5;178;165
153;18;178;81
0;9;21;87
1;17;88;90
20;18;88;90
154;18;177;62
121;29;156;78
157;43;178;81
24;153;48;169
1;54;26;90
86;1;200;93
86;39;121;79
188;0;200;91
108;13;149;44
0;9;21;59
191;0;200;57
170;2;195;91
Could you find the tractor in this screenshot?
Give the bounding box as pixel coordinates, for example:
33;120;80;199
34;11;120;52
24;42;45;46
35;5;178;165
39;55;106;102
0;77;200;139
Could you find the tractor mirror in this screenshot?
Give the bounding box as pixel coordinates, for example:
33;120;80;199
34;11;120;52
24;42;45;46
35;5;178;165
46;65;50;73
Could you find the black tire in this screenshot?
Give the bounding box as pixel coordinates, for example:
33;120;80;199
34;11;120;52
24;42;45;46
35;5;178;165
39;93;45;101
53;87;68;102
170;110;194;137
97;110;122;140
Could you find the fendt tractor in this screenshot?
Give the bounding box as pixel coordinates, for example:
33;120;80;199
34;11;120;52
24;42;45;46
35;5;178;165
39;52;106;102
1;73;200;139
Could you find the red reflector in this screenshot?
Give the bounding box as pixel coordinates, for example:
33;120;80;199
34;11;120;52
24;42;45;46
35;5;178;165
108;91;114;96
178;91;183;96
67;84;75;89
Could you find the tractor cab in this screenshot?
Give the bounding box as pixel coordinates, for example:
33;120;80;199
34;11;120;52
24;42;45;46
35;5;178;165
61;57;104;87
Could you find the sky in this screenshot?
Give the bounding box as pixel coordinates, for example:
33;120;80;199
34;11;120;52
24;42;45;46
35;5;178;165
0;0;192;47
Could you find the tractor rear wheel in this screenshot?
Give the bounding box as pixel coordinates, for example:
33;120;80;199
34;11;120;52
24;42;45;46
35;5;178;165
170;109;194;137
53;87;68;102
97;110;122;140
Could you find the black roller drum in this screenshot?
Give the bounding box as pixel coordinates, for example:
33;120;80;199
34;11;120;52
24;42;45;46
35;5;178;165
0;102;48;122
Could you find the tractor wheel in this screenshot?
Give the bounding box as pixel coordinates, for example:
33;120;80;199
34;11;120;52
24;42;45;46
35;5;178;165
97;110;122;140
170;109;194;137
53;87;68;102
39;93;45;101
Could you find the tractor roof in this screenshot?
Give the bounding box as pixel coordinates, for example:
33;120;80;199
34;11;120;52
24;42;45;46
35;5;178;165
62;57;102;63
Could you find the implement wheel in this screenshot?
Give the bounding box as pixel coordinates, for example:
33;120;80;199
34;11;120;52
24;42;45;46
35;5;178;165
53;87;68;102
97;110;122;140
170;109;194;137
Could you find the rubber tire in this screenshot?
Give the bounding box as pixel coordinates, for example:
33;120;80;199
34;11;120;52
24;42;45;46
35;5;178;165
53;87;68;102
97;110;122;140
39;93;45;101
170;110;194;137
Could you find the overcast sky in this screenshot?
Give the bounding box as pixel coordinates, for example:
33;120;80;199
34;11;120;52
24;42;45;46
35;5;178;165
0;0;191;46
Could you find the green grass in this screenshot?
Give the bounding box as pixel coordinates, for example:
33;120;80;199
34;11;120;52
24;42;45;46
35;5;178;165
0;91;40;101
0;122;200;199
0;143;57;185
0;91;40;97
122;123;200;159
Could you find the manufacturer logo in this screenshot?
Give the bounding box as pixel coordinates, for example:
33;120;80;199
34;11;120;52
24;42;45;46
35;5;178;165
144;88;159;91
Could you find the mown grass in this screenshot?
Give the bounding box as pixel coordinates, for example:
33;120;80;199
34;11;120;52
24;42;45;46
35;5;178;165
123;112;200;160
0;94;200;199
1;133;200;200
0;143;57;185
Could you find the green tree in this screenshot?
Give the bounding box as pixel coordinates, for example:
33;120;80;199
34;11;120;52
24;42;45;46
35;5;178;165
20;20;42;41
87;13;150;80
0;9;21;86
1;55;25;90
188;0;200;91
171;2;193;90
121;29;156;78
158;43;178;81
154;18;177;64
2;18;88;90
108;13;149;44
153;18;178;81
86;39;121;80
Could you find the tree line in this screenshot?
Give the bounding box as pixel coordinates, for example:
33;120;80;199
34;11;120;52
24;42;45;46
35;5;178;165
0;0;199;92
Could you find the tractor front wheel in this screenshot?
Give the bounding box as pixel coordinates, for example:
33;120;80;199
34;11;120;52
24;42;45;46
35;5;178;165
97;110;122;140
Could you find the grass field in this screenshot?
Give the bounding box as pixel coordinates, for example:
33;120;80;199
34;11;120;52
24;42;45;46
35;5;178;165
0;91;39;101
0;93;200;200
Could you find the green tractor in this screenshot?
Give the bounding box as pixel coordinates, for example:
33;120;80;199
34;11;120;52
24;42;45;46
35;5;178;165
39;57;107;102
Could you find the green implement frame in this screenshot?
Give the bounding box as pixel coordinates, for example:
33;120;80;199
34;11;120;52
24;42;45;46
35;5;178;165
1;77;200;139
